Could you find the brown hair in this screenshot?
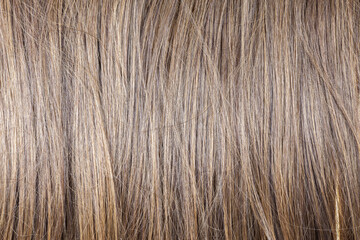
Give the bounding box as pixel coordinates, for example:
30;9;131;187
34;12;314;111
1;0;360;239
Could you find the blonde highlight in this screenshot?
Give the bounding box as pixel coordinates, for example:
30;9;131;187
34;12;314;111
1;0;360;239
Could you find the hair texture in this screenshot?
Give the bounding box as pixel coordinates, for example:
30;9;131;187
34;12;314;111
1;0;360;239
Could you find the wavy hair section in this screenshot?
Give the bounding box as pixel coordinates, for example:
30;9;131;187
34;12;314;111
1;0;360;239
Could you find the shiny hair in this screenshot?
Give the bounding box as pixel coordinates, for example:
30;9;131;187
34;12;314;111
1;0;360;239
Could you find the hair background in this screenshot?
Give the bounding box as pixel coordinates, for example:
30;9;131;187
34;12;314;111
1;0;360;239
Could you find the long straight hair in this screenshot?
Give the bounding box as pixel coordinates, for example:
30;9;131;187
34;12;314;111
1;0;360;239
